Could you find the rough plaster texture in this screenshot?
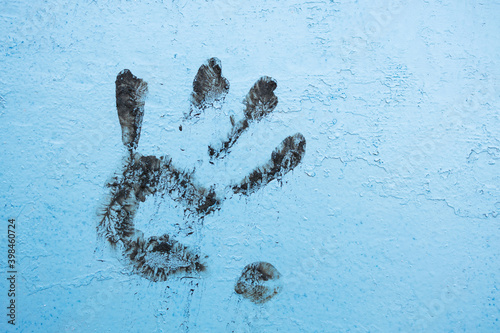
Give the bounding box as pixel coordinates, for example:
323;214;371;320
1;0;499;332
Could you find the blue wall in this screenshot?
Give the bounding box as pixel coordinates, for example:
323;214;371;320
1;0;499;331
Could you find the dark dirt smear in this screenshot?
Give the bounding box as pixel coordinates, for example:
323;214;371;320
123;234;206;282
208;118;249;159
188;57;229;118
233;133;306;195
116;69;148;150
98;150;219;281
243;76;278;121
208;76;278;160
235;262;282;304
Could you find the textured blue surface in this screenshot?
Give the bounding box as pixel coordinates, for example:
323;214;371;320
1;0;499;332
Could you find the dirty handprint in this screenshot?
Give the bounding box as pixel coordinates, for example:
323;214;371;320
98;58;305;304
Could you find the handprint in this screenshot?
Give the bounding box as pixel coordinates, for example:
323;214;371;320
98;58;306;304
